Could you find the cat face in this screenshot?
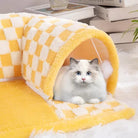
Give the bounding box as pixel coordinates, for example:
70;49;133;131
69;58;100;85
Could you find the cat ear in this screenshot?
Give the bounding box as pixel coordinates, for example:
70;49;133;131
89;58;99;65
70;57;79;66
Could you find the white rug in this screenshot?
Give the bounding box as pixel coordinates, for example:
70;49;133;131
30;45;138;138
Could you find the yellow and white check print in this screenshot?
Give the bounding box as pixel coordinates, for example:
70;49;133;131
0;13;31;79
0;13;134;131
22;16;88;91
50;95;127;119
0;13;46;79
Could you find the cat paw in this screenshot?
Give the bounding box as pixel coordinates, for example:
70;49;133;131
88;98;100;104
71;96;85;105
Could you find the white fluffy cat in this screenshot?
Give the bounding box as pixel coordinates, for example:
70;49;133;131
53;58;107;104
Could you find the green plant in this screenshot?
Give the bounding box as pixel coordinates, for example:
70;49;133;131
132;19;138;42
130;10;138;42
123;10;138;42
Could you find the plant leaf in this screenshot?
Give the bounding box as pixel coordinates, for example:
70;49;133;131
132;20;138;22
129;10;138;13
124;10;138;42
133;28;138;42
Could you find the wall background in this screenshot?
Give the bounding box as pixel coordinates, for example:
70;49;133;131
0;0;49;13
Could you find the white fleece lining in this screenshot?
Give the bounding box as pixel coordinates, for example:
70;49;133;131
26;81;49;101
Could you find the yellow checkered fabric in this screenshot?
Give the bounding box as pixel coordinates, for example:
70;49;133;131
22;17;132;120
0;13;46;79
22;17;89;94
50;95;128;119
0;13;135;137
0;13;31;79
0;80;135;137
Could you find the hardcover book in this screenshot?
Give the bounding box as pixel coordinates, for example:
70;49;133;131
95;5;138;21
90;17;137;33
70;0;138;7
26;3;95;21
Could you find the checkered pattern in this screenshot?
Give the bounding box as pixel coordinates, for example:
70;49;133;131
49;95;127;119
22;17;88;91
27;80;128;119
0;14;27;79
0;13;134;126
0;13;47;79
21;16;129;120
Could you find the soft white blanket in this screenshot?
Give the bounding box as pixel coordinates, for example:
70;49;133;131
30;45;138;138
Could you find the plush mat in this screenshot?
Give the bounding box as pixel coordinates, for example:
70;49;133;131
0;80;134;138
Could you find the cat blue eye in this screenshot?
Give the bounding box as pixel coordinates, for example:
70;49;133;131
76;71;81;75
87;71;91;75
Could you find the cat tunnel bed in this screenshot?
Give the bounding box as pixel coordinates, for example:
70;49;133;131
0;13;135;138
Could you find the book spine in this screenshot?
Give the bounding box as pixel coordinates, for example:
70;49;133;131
70;0;124;7
56;7;95;21
90;18;137;33
95;5;138;21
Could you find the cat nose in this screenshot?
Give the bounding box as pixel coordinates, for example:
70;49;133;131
82;78;86;81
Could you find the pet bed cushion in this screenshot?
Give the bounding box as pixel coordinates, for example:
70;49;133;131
22;16;118;98
0;13;135;138
0;80;134;137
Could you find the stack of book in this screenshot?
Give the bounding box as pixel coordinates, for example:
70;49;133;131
71;0;138;48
